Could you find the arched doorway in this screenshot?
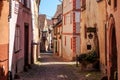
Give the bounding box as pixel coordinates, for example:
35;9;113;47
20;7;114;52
107;14;118;80
110;25;118;80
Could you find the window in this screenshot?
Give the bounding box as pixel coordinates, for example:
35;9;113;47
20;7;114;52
67;14;70;24
65;36;66;46
58;14;62;22
71;38;73;49
24;0;27;7
22;0;30;8
19;0;22;2
27;0;30;8
14;25;21;53
70;12;73;24
114;0;117;8
57;27;59;34
19;0;24;4
87;44;91;50
108;0;111;5
42;32;47;37
64;14;70;25
96;0;102;2
75;12;80;22
76;0;80;9
108;0;117;10
64;15;66;25
81;0;86;11
84;24;87;39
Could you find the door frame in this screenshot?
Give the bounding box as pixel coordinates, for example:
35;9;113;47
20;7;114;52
24;23;29;71
107;14;118;80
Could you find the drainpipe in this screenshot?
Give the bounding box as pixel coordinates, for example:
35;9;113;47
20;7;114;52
61;1;63;58
8;0;19;79
8;0;12;79
31;0;36;63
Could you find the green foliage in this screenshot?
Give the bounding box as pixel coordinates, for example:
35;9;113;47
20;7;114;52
77;50;99;64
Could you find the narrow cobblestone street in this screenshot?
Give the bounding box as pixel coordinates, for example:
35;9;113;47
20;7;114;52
15;53;101;80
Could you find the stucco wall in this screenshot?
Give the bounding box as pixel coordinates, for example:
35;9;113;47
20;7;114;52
63;12;73;33
80;10;87;53
115;2;120;79
62;0;80;60
12;3;32;76
106;0;120;79
62;35;73;60
0;1;9;80
63;0;73;13
80;0;107;73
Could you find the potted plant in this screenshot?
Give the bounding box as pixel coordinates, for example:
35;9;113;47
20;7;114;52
77;49;99;70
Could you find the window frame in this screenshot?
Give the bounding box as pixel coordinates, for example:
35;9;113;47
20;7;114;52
70;12;73;24
14;25;21;53
65;36;66;46
64;15;66;25
81;0;86;11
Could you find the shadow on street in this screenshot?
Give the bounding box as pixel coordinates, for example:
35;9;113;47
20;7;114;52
15;53;102;80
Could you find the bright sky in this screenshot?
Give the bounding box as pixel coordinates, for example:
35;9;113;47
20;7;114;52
39;0;61;19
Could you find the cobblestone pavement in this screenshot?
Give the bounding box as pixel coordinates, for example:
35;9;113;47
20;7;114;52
15;53;101;80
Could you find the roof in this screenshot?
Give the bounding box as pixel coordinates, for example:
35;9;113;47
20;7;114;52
52;4;62;28
53;4;62;18
47;19;52;26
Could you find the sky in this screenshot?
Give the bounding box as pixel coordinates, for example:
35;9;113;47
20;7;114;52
39;0;61;19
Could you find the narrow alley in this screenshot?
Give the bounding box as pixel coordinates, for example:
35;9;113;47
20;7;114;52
15;53;101;80
1;0;120;80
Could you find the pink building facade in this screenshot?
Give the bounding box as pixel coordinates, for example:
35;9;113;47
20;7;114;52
62;0;80;60
106;0;120;80
10;0;32;79
0;0;40;79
